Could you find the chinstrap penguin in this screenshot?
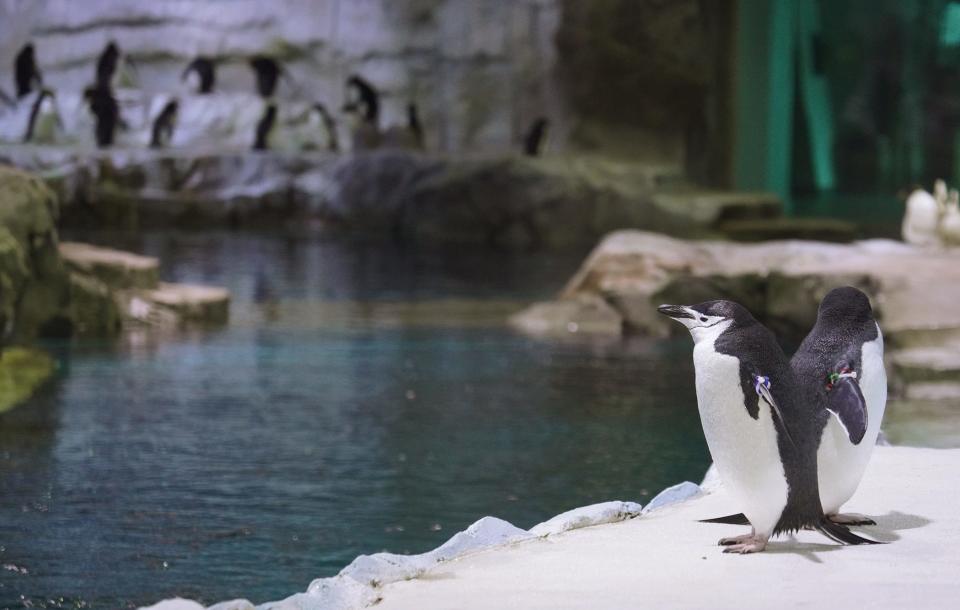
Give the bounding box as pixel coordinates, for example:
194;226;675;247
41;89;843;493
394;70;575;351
792;286;887;526
658;300;879;552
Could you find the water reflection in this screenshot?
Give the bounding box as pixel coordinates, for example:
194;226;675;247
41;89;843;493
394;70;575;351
0;232;708;607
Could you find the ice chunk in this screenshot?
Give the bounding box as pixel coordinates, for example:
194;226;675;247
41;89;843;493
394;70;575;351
529;501;643;537
207;600;255;610
642;482;702;513
424;516;532;562
138;599;204;610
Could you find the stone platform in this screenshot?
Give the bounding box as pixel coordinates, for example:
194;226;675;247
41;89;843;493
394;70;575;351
509;230;960;401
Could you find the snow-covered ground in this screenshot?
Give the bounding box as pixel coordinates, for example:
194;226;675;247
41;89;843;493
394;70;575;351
142;446;960;609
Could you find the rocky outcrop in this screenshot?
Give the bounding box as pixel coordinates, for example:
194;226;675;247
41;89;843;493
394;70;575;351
0;347;54;413
0;164;229;344
59;242;230;329
0;164;72;341
2;147;789;247
509;230;960;397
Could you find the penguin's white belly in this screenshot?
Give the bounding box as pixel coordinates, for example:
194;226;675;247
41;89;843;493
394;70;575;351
694;341;787;535
818;328;887;514
902;192;940;246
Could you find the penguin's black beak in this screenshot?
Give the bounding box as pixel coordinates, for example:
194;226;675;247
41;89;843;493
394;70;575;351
657;304;693;320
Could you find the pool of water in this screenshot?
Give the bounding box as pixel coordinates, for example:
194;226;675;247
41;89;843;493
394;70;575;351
0;232;710;608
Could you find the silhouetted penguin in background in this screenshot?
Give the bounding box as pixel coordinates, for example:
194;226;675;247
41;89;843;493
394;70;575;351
312;102;339;152
84;85;123;148
96;41;121;88
182;56;216;94
342;75;381;150
253;104;278;150
22;89;61;143
15;43;43;98
658;300;879;553
150;99;179;148
249;56;282;98
523;117;549;156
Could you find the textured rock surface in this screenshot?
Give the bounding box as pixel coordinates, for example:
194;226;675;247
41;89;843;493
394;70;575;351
0;147;783;245
0;164;69;340
0;0;564;155
510;230;960;395
0;347;54;413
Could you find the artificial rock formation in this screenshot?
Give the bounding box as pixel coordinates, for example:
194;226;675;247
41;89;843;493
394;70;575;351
510;230;960;400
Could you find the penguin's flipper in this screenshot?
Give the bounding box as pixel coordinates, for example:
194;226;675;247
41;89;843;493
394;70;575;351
700;513;749;525
825;369;868;445
814;517;883;545
754;376;796;448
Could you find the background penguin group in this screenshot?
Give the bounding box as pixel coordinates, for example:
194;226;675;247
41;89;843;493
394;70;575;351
7;41;551;156
902;179;960;247
659;285;886;554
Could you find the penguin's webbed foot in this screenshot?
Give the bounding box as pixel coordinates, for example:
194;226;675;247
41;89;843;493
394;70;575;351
718;532;756;546
722;539;767;554
828;513;876;526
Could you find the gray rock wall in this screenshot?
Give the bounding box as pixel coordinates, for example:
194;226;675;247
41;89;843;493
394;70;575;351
0;0;565;154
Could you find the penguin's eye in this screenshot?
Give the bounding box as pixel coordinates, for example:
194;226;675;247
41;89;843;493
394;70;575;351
699;316;708;322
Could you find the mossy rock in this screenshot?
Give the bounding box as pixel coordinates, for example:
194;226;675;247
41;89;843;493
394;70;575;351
0;347;55;413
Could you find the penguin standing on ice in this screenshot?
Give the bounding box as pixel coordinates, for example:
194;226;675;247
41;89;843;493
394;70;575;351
96;41;136;88
15;43;43;98
658;300;879;553
22;89;62;143
150;99;179;148
181;56;216;94
792;287;887;525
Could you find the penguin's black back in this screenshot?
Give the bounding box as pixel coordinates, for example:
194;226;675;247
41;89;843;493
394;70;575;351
96;42;120;89
253;104;277;150
792;287;878;439
408;103;423;148
250;56;281;98
84;85;120;148
183;57;216;94
15;43;41;98
523;117;549;156
23;89;53;143
695;300;829;534
150;100;178;148
346;75;379;123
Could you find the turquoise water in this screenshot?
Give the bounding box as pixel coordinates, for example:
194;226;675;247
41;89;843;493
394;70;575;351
0;232;710;608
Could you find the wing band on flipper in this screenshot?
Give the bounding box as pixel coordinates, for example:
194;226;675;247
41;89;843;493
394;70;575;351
825;368;868;445
754;375;796;448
